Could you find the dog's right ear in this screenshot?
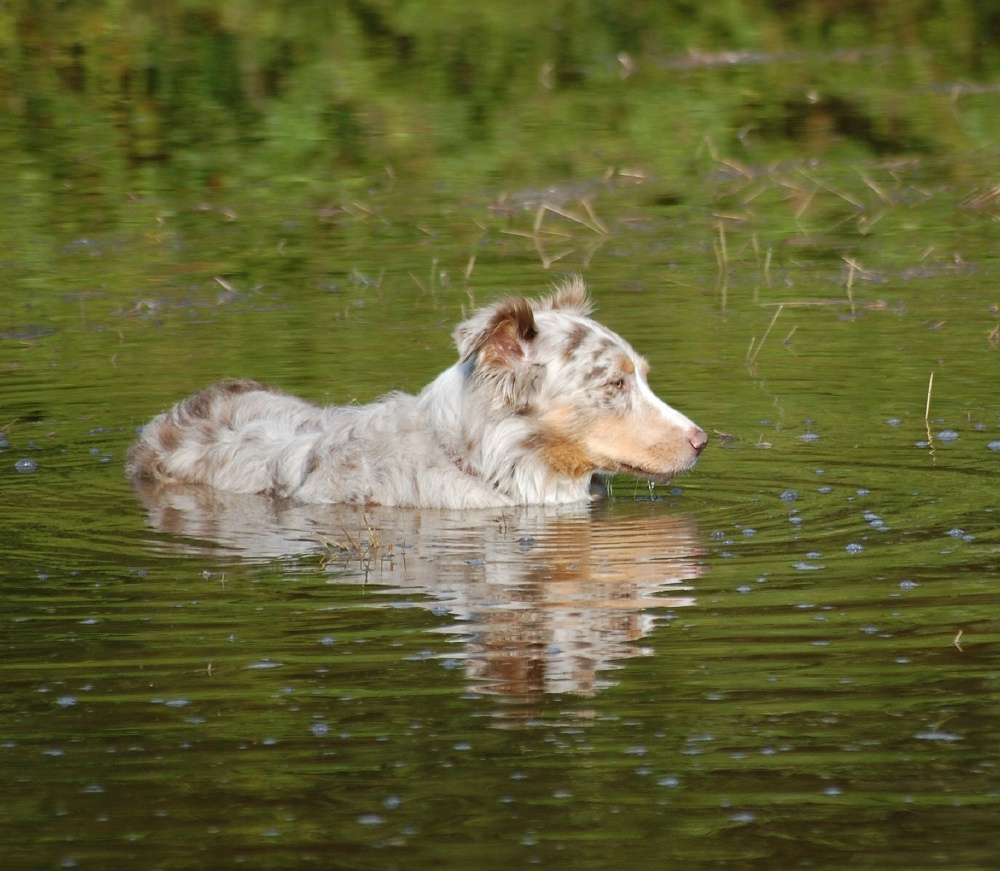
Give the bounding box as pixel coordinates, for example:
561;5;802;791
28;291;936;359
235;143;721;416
455;297;538;366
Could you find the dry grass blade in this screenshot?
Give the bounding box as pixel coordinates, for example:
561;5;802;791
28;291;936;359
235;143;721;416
745;304;783;367
541;202;609;236
858;171;894;205
842;255;864;314
580;199;609;235
796;167;865;209
959;183;1000;215
318;515;395;581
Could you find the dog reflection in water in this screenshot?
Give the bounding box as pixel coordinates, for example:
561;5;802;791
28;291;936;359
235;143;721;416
127;278;706;508
133;486;703;698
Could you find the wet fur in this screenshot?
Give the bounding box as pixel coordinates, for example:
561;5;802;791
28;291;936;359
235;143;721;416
126;278;706;509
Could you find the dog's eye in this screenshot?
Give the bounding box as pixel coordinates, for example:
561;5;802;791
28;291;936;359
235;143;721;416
609;377;626;391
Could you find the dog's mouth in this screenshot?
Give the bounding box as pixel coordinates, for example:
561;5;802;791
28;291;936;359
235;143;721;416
603;461;692;483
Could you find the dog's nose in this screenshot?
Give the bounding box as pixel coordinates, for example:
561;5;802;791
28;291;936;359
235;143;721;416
688;427;708;454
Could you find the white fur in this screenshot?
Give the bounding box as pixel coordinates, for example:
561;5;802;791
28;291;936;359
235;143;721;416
127;279;706;508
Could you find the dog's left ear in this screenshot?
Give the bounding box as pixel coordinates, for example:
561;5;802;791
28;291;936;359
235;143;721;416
455;297;538;365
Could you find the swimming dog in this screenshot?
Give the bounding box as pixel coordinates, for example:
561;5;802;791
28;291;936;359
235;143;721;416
126;278;706;508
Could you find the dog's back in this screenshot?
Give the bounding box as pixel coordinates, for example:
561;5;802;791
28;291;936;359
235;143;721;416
128;279;706;508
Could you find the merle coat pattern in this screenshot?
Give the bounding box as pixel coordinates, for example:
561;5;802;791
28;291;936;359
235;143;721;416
126;279;707;508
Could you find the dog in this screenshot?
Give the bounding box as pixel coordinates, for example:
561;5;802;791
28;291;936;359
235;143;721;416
126;278;707;509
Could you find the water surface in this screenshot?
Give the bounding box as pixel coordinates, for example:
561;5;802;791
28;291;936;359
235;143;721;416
2;7;1000;870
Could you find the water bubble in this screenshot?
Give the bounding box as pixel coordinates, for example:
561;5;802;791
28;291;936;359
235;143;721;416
845;543;864;554
15;458;37;473
780;489;798;503
915;731;961;742
798;432;820;443
937;429;959;442
899;579;919;591
988;440;1000;451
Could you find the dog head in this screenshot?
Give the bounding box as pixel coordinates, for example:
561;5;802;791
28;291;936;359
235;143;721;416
454;278;707;484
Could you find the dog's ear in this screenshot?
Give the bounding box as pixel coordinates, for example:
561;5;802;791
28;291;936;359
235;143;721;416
542;275;593;316
455;297;538;365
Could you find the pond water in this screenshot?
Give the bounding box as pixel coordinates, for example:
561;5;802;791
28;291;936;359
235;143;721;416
2;6;1000;870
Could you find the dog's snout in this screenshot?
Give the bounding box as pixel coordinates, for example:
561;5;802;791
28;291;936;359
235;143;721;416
688;426;708;455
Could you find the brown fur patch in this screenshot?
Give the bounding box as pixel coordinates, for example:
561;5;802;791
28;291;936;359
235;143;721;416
222;379;267;395
184;390;216;421
561;323;589;360
157;417;183;451
125;441;157;480
524;429;593;479
478;298;537;366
